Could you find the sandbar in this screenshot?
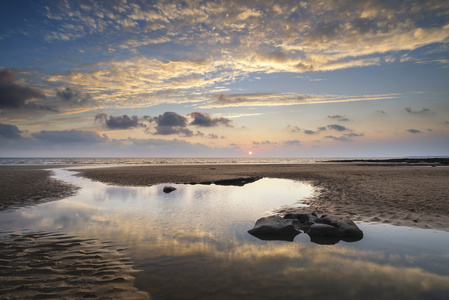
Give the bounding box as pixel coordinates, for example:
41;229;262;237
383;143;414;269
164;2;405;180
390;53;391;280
73;163;449;231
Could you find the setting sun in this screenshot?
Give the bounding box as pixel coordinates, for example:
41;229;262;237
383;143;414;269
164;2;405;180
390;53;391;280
248;151;253;155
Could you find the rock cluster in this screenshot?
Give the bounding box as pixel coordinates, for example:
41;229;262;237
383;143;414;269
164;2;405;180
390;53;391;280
248;213;363;244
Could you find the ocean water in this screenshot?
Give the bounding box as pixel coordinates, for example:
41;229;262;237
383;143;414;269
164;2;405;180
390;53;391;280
0;157;377;165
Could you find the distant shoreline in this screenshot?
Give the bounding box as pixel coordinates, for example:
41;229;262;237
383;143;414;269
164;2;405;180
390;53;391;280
324;157;449;165
1;156;448;166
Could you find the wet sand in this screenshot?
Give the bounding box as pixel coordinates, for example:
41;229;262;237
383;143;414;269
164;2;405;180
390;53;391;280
73;163;449;231
0;165;150;299
0;230;150;299
0;166;79;211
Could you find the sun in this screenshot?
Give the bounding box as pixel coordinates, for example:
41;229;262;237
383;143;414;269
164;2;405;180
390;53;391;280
248;151;253;155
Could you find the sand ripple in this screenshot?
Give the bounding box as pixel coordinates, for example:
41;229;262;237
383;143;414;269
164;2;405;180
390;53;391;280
0;230;150;299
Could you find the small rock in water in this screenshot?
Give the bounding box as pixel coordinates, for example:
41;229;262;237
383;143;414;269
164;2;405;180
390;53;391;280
163;186;177;193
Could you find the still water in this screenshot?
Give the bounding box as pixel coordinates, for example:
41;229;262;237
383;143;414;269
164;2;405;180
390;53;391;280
1;169;449;299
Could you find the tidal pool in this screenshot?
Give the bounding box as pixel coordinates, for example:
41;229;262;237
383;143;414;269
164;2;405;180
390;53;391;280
1;169;449;300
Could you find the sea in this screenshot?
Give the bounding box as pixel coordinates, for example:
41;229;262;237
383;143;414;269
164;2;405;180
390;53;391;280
0;157;381;165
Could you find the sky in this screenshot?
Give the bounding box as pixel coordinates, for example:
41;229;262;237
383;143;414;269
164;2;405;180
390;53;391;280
0;0;448;158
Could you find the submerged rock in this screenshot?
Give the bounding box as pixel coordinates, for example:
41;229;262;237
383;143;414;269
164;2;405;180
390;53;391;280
248;215;301;241
163;186;177;193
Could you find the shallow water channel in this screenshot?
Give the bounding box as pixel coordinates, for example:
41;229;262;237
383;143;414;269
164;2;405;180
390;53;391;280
1;168;449;299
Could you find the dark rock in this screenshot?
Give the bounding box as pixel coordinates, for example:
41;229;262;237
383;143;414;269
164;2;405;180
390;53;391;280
248;215;301;241
314;215;364;239
284;213;318;223
213;176;262;186
284;213;363;243
307;223;341;236
163;186;177;193
199;181;213;185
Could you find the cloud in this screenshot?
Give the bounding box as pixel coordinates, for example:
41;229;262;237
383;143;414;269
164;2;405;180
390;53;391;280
283;140;301;146
148;111;193;136
207;133;220;139
31;129;108;144
304;130;319;135
406;129;422;134
152;126;194;137
0;69;47;110
150;112;188;127
95;113;108;123
0;133;244;157
287;125;301;133
325;132;364;142
328;115;349;121
95;113;145;130
289;125;328;135
56;87;78;101
188;112;232;127
105;115;144;130
34;0;449;104
146;111;230;137
206;93;399;108
253;140;272;145
325;135;350;142
0;123;24;140
56;87;92;105
346;133;364;138
405;107;432;115
327;124;347;131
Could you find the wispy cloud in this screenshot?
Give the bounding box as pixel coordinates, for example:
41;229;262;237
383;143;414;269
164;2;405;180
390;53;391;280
203;93;399;108
405;107;432;115
283;140;301;147
406;129;422;134
31;129;108;144
328;115;349;121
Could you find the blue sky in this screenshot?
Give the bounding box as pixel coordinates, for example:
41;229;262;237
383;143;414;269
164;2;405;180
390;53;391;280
1;0;448;157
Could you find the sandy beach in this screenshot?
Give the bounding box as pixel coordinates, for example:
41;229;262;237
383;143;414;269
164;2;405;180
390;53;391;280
72;163;449;231
1;162;449;299
1;163;448;230
0;165;79;211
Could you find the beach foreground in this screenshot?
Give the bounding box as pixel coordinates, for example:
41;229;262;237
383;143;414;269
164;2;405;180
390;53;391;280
1;162;449;299
73;163;449;231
